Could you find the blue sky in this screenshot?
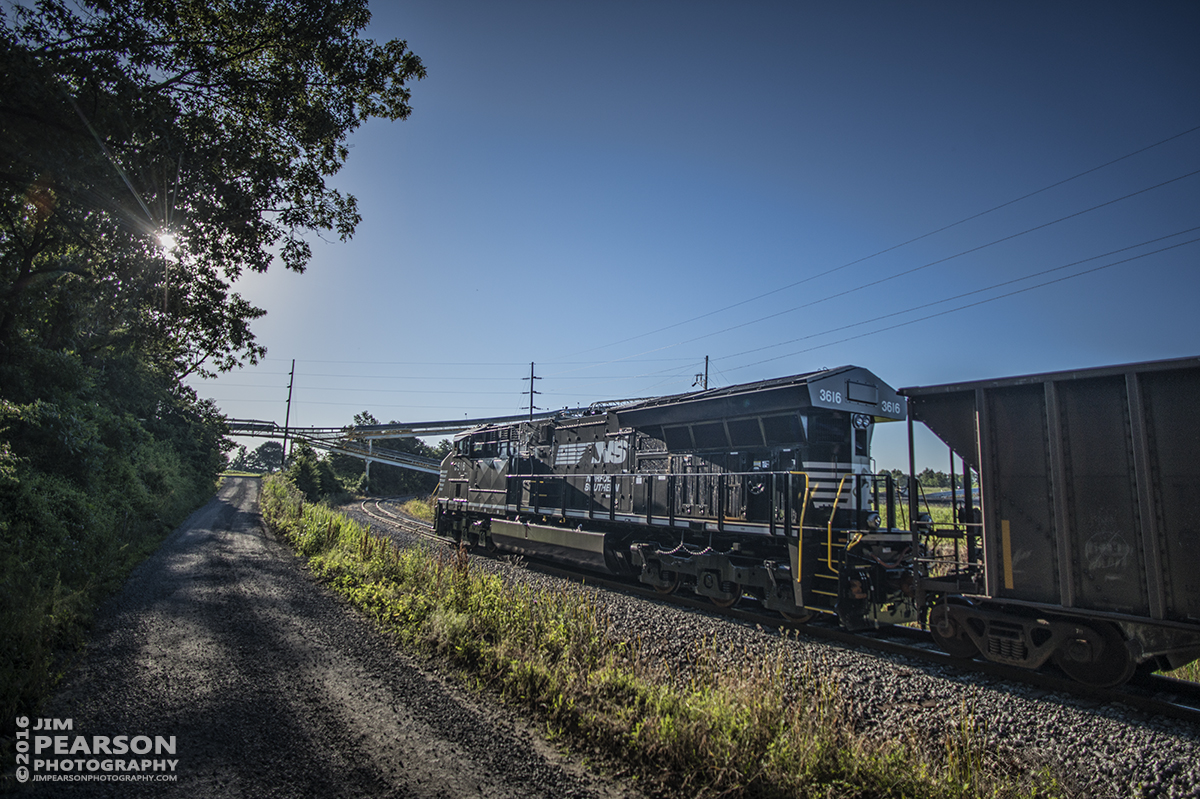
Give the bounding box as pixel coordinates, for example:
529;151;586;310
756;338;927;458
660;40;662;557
193;1;1200;470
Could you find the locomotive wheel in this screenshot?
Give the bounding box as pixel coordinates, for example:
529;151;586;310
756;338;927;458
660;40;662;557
929;602;979;659
779;607;815;623
709;584;742;609
1052;621;1135;688
653;570;680;595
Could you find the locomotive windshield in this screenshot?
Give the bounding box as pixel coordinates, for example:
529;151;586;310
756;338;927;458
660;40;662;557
804;411;852;463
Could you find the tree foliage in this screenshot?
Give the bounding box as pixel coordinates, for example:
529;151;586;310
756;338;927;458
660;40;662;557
228;440;283;472
285;441;340;502
0;1;424;718
1;0;424;374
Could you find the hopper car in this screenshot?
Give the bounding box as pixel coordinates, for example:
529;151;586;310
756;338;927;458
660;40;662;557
434;359;1200;687
902;356;1200;687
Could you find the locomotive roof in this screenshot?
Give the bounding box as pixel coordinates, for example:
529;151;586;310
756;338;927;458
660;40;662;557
449;365;906;440
612;365;906;429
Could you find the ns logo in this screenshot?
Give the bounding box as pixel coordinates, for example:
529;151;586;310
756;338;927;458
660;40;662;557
591;440;628;465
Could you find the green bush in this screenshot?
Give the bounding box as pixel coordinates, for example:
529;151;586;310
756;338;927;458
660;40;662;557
0;347;224;721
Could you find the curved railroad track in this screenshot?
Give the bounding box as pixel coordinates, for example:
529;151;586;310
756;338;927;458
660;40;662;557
355;496;1200;725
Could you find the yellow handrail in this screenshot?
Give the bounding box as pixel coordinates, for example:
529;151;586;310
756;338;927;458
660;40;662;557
791;472;811;534
825;475;851;574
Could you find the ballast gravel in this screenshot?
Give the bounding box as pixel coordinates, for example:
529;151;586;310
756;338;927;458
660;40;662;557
18;479;636;798
347;501;1200;799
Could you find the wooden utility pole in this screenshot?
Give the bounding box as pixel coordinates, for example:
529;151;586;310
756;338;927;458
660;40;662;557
280;359;295;469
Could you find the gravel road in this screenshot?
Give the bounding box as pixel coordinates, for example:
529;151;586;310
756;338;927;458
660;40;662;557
17;478;636;798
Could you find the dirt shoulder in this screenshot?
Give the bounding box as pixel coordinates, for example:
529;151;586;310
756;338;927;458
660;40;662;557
18;477;635;798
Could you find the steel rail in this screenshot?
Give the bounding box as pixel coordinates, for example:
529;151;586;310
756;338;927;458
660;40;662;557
354;498;1200;725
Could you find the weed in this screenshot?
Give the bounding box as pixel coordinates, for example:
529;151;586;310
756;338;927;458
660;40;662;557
261;473;1063;799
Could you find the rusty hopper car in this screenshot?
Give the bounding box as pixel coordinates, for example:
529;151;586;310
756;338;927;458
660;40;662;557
435;366;912;628
902;356;1200;687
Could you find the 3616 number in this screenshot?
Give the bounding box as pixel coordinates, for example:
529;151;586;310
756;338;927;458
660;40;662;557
819;389;842;404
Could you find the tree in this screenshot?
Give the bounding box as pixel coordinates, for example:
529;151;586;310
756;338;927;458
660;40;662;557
285;442;338;501
0;0;425;375
917;468;950;488
243;440;284;472
327;410;444;496
354;411;381;427
0;1;424;720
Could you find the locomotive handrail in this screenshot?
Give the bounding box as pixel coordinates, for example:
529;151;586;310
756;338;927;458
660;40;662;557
825;476;852;575
791;472;810;540
792;472;811;587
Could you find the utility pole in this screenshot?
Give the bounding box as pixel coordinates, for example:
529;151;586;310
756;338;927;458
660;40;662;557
364;439;372;494
522;361;542;421
693;355;709;391
280;359;295;470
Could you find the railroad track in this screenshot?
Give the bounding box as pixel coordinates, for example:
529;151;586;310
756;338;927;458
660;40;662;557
358;496;440;541
354;497;1200;725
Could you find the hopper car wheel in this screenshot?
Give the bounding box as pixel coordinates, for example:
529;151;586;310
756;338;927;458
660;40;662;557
929;602;979;659
1053;621;1135;688
709;585;742;609
653;571;680;596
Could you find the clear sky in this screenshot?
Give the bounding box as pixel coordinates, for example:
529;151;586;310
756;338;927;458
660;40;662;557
191;1;1200;470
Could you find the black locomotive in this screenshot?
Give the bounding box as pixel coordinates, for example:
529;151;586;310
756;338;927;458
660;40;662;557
435;367;916;630
434;359;1200;687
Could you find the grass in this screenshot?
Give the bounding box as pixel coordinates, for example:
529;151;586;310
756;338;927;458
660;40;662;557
262;474;1063;799
399;496;435;522
1163;660;1200;683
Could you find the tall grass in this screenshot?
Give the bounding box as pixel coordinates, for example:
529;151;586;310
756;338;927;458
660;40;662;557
261;474;1061;799
399;497;434;521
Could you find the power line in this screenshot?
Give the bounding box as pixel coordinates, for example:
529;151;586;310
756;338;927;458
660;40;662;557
204;397;533;411
718;225;1200;363
254;357;695;367
199;371;696;382
579;167;1200;367
197;384;626;397
560;123;1200;358
724;234;1200;372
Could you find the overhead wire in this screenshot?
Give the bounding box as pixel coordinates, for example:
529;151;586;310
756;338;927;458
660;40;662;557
555;167;1200;370
725;233;1200;372
715;224;1200;363
559;123;1200;359
217;126;1200;421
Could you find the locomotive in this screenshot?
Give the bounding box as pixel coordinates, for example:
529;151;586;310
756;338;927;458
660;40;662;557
434;359;1200;687
435;367;917;631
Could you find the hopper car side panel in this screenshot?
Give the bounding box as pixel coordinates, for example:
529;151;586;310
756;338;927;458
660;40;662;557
902;356;1200;685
